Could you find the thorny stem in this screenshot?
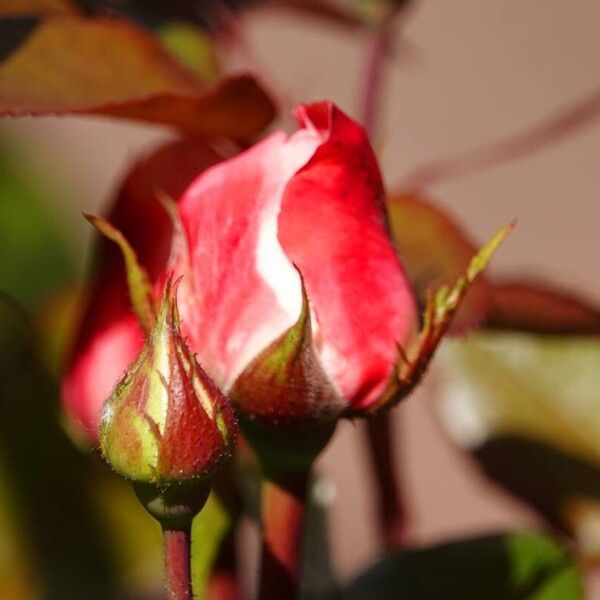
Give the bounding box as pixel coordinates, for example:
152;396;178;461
258;469;310;600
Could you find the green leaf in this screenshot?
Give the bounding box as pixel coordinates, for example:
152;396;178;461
0;16;275;139
158;22;220;83
344;531;583;599
0;318;117;598
0;140;74;310
438;331;600;558
84;214;155;335
192;490;235;599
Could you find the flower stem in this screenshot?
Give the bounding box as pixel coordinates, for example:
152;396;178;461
259;469;310;600
133;482;210;600
360;18;392;138
163;526;193;600
365;413;407;548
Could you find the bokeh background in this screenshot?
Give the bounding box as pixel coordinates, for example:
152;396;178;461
1;0;599;596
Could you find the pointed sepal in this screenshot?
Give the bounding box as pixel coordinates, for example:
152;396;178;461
369;222;515;413
84;213;155;334
230;278;343;426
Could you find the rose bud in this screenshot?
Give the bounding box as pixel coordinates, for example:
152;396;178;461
63;101;510;464
100;280;236;486
167;102;510;446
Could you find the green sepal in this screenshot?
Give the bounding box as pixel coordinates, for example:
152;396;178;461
230;277;343;427
84;213;155;334
369;222;515;413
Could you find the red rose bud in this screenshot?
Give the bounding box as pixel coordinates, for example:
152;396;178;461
100;281;237;485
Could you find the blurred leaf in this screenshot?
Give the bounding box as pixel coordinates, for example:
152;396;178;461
344;531;583;599
0;314;117;598
438;332;600;557
158;22;220;83
73;0;250;30
0;140;74;310
386;192;492;333
0;441;38;599
0;16;275;138
487;280;600;334
192;490;235;599
90;464;163;598
0;0;78;17
35;284;81;378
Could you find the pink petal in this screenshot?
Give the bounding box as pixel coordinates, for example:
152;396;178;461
177;130;323;388
279;103;417;408
61;314;143;439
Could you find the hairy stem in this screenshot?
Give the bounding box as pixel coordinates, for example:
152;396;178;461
258;470;310;600
163;526;193;600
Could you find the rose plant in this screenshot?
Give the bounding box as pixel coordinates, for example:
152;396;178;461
2;3;594;599
61;99;509;598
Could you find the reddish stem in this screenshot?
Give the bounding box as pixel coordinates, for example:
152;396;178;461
360;20;392;138
163;527;193;600
258;470;310;600
365;413;407;549
400;86;600;189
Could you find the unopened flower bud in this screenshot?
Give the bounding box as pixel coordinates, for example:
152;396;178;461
100;281;236;486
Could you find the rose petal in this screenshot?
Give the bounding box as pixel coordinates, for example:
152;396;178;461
61;313;143;439
278;103;417;408
177;129;322;388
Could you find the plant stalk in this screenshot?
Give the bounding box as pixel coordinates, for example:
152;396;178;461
258;469;310;600
163;526;193;600
365;413;407;548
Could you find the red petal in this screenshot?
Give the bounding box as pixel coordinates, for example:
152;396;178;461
279;103;417;408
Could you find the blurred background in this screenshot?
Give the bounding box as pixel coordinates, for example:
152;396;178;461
1;0;599;597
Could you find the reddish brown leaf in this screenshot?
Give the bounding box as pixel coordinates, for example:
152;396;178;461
386;191;492;333
0;16;275;138
0;0;77;17
487;280;600;335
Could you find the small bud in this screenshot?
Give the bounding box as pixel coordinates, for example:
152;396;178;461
100;281;237;485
